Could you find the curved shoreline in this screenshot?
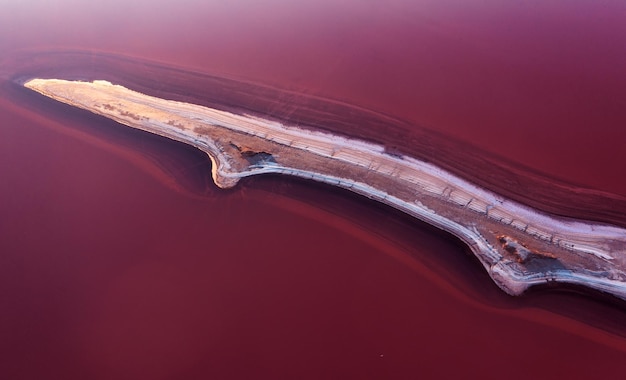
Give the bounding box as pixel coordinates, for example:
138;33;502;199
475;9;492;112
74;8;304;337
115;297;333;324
23;78;626;300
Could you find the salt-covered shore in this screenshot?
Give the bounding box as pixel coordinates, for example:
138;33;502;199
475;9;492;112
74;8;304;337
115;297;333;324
24;78;626;300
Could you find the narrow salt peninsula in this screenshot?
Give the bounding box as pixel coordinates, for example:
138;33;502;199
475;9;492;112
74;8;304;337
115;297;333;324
24;78;626;300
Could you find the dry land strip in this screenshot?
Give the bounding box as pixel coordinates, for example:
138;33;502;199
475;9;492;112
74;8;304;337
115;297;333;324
24;78;626;300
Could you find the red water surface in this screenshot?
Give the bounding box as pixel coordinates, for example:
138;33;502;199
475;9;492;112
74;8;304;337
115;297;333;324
2;1;626;379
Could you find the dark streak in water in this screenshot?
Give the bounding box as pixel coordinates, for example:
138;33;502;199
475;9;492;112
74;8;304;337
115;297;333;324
5;49;626;228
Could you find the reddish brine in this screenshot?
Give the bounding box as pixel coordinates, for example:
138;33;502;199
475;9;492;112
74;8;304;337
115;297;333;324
1;1;626;378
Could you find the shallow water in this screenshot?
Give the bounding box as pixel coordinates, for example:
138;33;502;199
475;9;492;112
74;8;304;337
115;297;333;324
2;0;626;378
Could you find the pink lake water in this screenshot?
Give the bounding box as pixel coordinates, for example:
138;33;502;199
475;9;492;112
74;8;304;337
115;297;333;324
2;1;626;378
